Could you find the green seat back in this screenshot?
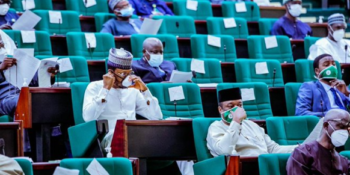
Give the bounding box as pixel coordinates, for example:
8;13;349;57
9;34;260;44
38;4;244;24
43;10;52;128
247;35;293;63
235;59;284;87
14;158;33;175
71;82;89;125
130;34;179;60
4;30;52;56
66;32;115;60
193;156;226;175
147;83;204;119
304;36;320;57
217;83;273;119
60;158;133;175
266;116;319;145
222;1;260;22
340;151;350;159
94;13;139;32
153;16;196;38
65;0;109;16
207;17;249;39
11;0;53;11
258;153;290;175
192;118;220;161
191;34;237;62
301;8;347;19
284;83;302;116
295;59;342;82
34;10;81;35
173;0;213;20
171;58;223;83
36;56;90;83
0;115;11;122
258;18;278;35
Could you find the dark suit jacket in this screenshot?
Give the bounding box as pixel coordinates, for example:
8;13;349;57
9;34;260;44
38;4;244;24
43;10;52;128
132;59;176;83
296;81;350;117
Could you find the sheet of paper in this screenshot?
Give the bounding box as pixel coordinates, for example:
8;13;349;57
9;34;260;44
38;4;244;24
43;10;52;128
241;88;255;101
38;57;58;87
22;0;35;10
139;18;163;35
264;36;278;49
58;58;73;73
255;62;269;74
235;2;247;13
49;11;62;24
86;159;109;175
12;10;41;30
169;70;193;83
15;48;34;57
165;117;193;120
197;83;218;88
191;59;205;74
85;33;96;48
299;17;316;23
53;167;79;175
21;30;36;43
168;86;185;101
223;18;236;28
83;0;97;8
301;8;307;14
52;82;70;87
186;0;198;11
4;49;41;89
207;35;221;48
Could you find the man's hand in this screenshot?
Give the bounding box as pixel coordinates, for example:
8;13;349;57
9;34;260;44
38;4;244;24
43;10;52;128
103;72;115;90
330;79;350;96
0;57;16;71
129;76;148;92
0;24;12;30
47;67;59;77
230;107;247;124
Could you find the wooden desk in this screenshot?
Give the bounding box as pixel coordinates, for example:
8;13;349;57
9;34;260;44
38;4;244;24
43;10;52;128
80;16;96;32
259;6;285;18
195;20;208;34
50;35;68;56
15;87;74;162
225;156;259;175
309;23;328;37
281;63;296;84
291;39;305;60
269;87;287;116
0;122;23;157
341;63;350;85
88;60;106;81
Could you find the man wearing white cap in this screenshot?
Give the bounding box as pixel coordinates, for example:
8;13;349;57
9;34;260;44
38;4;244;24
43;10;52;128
271;0;312;39
308;13;350;63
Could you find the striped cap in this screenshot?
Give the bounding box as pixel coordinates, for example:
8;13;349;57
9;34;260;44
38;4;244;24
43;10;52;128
108;48;133;69
328;13;346;26
283;0;301;4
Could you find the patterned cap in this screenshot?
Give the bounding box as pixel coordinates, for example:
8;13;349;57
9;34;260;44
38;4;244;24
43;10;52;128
328;13;346;26
108;48;133;69
109;0;125;10
283;0;301;4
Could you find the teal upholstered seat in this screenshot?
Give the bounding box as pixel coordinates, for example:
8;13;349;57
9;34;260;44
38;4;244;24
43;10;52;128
222;1;260;21
295;59;342;82
207;17;249;39
284;83;302;116
193;156;226;175
258;18;278;35
172;0;213;20
65;0;109;16
153;16;196;38
258;153;290;175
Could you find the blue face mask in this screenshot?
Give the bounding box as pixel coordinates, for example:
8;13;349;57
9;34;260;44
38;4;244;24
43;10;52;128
116;7;134;17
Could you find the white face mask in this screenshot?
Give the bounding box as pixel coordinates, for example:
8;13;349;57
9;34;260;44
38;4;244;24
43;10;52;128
288;4;302;17
122;75;134;87
330;27;345;42
0;4;9;16
146;50;163;67
326;122;349;147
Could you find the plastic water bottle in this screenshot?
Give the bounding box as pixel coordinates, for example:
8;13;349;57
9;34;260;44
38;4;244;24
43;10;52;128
22;78;28;87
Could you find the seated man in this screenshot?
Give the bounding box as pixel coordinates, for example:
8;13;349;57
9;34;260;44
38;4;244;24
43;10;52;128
83;48;163;156
308;14;350;63
132;38;176;83
207;88;297;157
296;54;350;117
0;154;24;175
101;0;142;36
0;0;19;29
287;109;350;174
129;0;173;18
271;0;312;39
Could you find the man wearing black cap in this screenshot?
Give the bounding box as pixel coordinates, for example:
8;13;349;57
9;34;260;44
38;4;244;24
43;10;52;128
206;88;297;157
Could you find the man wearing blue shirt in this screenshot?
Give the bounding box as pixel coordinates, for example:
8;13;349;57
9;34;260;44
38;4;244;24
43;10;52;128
271;0;312;39
0;0;19;30
129;0;174;18
101;0;142;36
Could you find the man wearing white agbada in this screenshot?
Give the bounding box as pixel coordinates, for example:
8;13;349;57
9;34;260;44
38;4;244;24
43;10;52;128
207;87;297;157
0;154;24;175
308;13;350;63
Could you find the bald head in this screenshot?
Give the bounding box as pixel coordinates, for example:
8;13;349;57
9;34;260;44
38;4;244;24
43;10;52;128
142;38;164;61
143;38;163;50
324;109;350;123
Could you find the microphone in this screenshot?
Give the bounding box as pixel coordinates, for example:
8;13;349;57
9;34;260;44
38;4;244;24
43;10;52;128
55;63;60;87
251;5;254;21
174;100;177;117
238;24;241;38
176;22;179;28
192;70;196;78
223;45;227;62
345;45;348;63
85;0;88;16
272;68;276;87
88;43;93;60
58;18;61;35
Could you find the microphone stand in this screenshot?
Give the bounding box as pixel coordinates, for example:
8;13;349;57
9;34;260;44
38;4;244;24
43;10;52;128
85;0;88;16
174;100;177;117
272;68;276;87
58;18;61;35
224;45;227;62
88;43;93;60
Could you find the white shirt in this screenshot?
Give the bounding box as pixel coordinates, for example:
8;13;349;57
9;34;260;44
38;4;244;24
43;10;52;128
308;37;350;63
83;80;163;151
206;120;297;157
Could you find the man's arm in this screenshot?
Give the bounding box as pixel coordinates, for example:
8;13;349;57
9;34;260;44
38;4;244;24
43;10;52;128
263;128;297;153
135;89;163;120
295;83;324;117
83;82;109;122
159;1;174;15
270;22;284;36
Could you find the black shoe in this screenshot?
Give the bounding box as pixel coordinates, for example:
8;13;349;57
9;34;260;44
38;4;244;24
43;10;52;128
0;138;5;155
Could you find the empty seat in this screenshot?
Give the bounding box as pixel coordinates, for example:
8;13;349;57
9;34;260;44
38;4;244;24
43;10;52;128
235;59;284;87
294;59;342;82
217;82;273;119
66;32;115;60
247;35;293;63
34;10;81;35
191;34;237;62
258;153;290;175
172;0;213;20
258;18;278;35
193;156;226;175
14;158;34;175
222;1;260;21
11;0;53;11
65;0;109;16
207;17;249;39
153;16;196;38
284;83;302;116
